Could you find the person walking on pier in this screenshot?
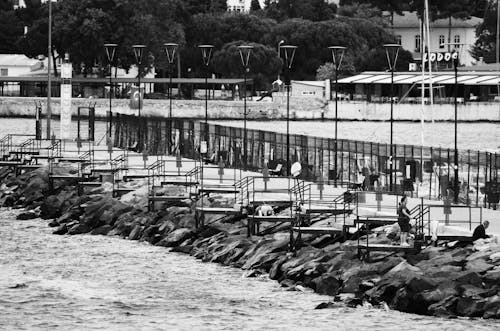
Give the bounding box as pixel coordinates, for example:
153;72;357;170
397;195;412;247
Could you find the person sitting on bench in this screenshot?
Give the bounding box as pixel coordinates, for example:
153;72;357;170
269;163;283;176
472;220;490;241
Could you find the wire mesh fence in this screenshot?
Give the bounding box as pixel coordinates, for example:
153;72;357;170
113;114;499;209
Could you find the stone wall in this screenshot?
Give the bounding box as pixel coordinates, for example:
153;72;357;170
0;96;499;121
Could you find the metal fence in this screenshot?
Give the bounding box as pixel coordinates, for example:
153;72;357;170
113;114;499;209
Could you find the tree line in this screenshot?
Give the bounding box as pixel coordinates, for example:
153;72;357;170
0;0;496;91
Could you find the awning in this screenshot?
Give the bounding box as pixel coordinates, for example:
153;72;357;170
338;71;500;86
337;74;374;84
476;77;500;85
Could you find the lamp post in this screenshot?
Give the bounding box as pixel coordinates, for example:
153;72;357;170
280;45;297;177
384;44;400;192
198;45;214;158
238;45;253;171
328;46;346;187
132;45;146;118
441;43;464;204
104;43;117;141
164;43;178;154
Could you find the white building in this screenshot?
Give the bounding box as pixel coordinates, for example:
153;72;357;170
391;11;482;66
227;0;265;12
12;0;54;9
0;54;44;77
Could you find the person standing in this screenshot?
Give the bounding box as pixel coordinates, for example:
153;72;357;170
397;195;412;247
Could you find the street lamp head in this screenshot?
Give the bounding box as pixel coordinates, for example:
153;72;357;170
164;43;178;65
132;44;146;65
384;43;400;71
238;45;254;68
198;44;214;66
104;43;117;63
328;46;347;70
281;45;297;69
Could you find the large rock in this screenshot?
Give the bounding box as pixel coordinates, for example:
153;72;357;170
483;295;500;319
90;225;112;235
465;259;494;273
16;210;38;220
312;273;342;296
128;224;142;240
456;297;487;317
67;223;91;235
428;296;459;317
156;228;194;247
52;224;68;235
269;255;290;280
483;269;500;287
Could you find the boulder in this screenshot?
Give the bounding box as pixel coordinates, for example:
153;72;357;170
16;210;38;220
158;220;176;234
48;219;59;227
364;277;407;305
67;223;91;235
269;255;290;280
156;228;194;247
428;295;459;317
52;224;68;235
455;272;483;287
455;297;487;317
483;295;500;319
483;269;500;287
465;259;494;273
90;225;112;235
312;273;342;296
385;261;423;280
128;224;142;240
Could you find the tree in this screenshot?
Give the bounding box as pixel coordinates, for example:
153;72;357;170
471;0;498;63
263;0;337;22
185;0;226;15
261;17;403;79
337;2;383;21
212;41;281;89
16;0;188;76
354;0;410;24
0;10;23;53
0;0;13;11
250;0;261;11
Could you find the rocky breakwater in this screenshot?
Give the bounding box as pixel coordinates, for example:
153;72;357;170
1;164;500;319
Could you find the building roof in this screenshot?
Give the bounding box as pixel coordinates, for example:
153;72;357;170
0;54;40;67
0;76;252;85
338;71;500;86
391;11;482;29
291;80;325;88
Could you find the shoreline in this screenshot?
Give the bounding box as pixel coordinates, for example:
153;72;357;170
1;164;500;319
1;113;499;124
1;96;499;122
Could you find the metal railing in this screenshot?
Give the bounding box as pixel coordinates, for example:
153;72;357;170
113;114;499;209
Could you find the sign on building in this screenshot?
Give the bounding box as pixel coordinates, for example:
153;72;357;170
423;52;459;63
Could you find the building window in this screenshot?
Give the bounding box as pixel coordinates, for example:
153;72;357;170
415;35;421;52
454;35;461;46
0;68;8;76
439;35;445;48
396;35;402;45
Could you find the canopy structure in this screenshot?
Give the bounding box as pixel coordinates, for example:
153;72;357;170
338;71;500;86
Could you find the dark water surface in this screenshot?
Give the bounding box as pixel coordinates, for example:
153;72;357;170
1;210;499;331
